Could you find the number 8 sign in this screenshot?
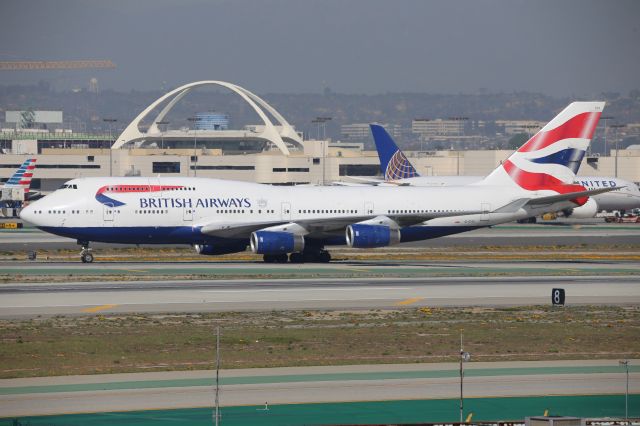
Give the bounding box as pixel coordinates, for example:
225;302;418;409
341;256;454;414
552;288;565;306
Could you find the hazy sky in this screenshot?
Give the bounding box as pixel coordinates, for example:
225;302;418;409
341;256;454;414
1;0;639;96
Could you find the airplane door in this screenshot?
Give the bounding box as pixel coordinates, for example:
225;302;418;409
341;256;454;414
364;201;374;215
281;202;291;221
183;206;194;221
103;203;114;225
481;203;491;221
147;178;162;194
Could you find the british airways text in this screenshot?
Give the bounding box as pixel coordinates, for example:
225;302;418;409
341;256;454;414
139;197;252;209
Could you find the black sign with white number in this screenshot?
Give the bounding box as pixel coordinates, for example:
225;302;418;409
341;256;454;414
552;288;565;305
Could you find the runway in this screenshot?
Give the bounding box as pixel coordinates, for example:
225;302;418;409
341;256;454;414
2;222;640;251
1;360;638;417
1;274;639;317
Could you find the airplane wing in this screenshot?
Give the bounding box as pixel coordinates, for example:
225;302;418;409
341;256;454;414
198;187;619;238
197;209;484;238
340;176;384;185
334;176;411;187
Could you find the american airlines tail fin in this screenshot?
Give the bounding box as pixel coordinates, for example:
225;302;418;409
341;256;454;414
4;158;37;193
477;102;605;191
370;124;419;180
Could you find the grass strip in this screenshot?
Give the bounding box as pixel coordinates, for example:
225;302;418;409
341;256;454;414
1;305;638;379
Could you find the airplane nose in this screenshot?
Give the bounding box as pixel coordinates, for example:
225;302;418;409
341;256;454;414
19;204;36;224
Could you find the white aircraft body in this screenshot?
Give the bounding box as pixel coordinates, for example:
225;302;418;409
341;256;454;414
371;122;640;216
376;175;640;215
21;102;611;263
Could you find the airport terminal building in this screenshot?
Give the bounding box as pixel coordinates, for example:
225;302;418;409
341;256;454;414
2;81;640;193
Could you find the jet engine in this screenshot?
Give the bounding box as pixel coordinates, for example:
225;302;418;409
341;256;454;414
194;242;247;255
563;197;598;219
250;231;305;254
346;224;401;248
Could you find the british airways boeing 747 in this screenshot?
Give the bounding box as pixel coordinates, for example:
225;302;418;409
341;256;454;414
20;102;612;263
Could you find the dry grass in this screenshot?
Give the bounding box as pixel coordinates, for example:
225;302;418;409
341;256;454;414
1;305;638;379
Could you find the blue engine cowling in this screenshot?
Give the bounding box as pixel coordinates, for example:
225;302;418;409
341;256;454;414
250;231;305;254
346;224;400;248
194;241;248;255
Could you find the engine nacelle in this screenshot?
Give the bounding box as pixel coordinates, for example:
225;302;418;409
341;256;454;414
346;224;401;248
194;242;247;255
250;231;305;254
564;197;598;219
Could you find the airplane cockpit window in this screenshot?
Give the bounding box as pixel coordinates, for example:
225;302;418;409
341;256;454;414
59;184;79;189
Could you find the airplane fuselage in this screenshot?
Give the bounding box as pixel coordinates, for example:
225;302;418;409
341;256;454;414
21;176;580;248
396;176;640;212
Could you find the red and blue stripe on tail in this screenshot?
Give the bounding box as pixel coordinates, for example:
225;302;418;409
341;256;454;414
478;102;604;205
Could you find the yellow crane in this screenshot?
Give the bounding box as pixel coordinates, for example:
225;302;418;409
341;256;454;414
0;60;116;70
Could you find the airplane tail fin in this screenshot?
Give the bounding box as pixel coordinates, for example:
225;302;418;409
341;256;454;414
370;124;419;180
477;102;604;191
5;158;37;193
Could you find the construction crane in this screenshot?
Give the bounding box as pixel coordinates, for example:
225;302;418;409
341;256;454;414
0;60;116;70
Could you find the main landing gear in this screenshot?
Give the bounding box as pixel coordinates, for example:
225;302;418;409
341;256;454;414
262;253;289;263
78;240;94;263
262;248;331;264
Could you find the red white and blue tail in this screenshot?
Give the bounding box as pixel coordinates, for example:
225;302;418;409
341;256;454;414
5;158;37;193
478;102;604;195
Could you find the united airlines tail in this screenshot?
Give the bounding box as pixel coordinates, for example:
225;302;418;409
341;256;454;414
478;102;604;190
4;158;37;193
370;124;419;180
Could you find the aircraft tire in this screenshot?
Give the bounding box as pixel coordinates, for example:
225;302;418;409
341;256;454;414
303;251;317;263
289;252;304;263
81;252;94;263
318;251;331;263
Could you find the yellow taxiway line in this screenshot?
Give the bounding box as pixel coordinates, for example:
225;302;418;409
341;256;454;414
82;304;119;313
395;297;424;306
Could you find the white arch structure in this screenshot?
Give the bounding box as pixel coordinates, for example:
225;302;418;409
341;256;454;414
112;81;303;155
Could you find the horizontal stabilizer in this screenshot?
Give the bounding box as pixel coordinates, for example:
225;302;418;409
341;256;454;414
492;186;620;214
525;186;620;206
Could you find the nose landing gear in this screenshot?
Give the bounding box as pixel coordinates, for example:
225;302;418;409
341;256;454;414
78;240;94;263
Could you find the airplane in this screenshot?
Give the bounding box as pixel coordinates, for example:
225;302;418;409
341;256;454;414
370;122;640;217
1;158;38;217
20;102;613;264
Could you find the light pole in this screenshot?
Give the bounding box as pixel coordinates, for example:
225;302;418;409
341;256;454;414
521;124;539;141
188;117;200;177
214;326;220;426
459;332;471;423
449;117;469;175
619;360;629;421
610;124;626;178
312;117;332;185
103;118;117;177
156;120;169;150
600;116;614;156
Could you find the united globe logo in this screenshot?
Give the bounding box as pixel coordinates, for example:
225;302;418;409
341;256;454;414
385;150;418;180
